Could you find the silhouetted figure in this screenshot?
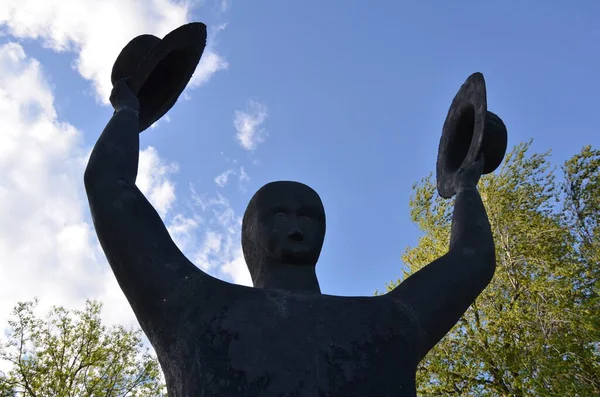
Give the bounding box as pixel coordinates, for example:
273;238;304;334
85;79;496;397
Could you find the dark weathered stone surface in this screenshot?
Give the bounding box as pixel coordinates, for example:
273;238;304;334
85;75;499;396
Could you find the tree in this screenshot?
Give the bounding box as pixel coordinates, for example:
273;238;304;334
0;373;14;397
385;142;599;396
0;299;166;396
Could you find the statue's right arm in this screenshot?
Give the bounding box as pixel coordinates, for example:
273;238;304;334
84;87;220;322
387;156;495;362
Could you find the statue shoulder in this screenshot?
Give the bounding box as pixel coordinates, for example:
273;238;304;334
175;275;255;313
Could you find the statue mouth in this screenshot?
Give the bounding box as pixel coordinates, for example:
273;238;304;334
281;243;310;256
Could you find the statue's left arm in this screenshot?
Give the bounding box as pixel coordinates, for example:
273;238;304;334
389;156;496;362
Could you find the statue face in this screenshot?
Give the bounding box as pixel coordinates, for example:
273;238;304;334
243;182;326;267
261;199;325;265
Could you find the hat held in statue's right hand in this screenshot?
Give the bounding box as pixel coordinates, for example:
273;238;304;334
436;72;508;199
111;22;207;132
453;152;485;193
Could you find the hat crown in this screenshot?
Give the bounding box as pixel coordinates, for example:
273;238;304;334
111;34;161;85
108;22;207;132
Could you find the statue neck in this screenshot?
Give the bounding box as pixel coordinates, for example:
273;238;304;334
253;263;321;294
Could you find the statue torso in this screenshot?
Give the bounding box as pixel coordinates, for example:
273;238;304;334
154;278;420;397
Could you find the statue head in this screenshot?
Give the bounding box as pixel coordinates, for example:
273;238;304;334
242;181;326;289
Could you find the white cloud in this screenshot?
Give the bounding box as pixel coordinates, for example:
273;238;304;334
184;22;229;99
0;42;124;328
239;166;250;183
150;114;171;130
0;42;197;338
188;34;229;89
234;100;268;150
0;2;249;350
167;213;201;253
238;166;250;192
137;146;179;217
213;164;251;190
214;168;235;187
220;0;231;13
220;246;251;285
186;190;252;285
0;0;228;104
194;231;223;271
189;51;229;88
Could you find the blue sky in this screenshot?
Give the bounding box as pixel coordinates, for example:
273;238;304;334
0;0;599;330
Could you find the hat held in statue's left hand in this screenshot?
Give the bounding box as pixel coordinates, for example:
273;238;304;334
111;22;207;132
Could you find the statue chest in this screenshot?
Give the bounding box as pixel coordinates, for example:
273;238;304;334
171;291;419;396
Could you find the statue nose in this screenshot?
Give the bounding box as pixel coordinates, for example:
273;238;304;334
288;230;304;242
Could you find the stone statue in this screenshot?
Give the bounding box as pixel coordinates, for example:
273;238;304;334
85;23;506;397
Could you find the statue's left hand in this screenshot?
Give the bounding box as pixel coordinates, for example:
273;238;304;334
455;153;485;191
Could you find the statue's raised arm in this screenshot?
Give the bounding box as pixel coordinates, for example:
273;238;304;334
84;80;216;327
388;73;508;362
84;23;213;330
389;156;496;361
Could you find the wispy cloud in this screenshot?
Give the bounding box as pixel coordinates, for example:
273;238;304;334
214;166;251;191
238;166;250;192
220;0;231;13
0;0;228;104
214;168;235;187
234;100;268;150
187;191;252;285
239;166;250;183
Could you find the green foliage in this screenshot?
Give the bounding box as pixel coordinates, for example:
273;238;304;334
387;142;600;396
0;299;166;397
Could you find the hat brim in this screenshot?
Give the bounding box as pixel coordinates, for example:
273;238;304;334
129;22;207;132
436;72;487;198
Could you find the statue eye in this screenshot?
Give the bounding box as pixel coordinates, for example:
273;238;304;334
297;207;319;219
273;210;287;217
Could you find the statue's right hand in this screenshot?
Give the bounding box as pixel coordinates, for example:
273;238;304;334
455;153;485;192
110;78;140;114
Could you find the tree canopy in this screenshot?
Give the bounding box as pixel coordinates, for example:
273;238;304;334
386;142;599;396
0;299;166;397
